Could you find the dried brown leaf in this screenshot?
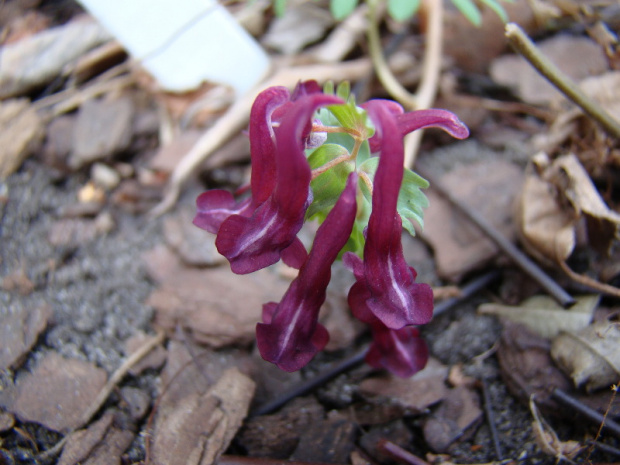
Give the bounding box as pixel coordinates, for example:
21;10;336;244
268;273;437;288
551;320;620;392
9;352;107;432
0;305;51;370
152;367;255;465
478;294;598;339
421;160;524;282
0;98;44;179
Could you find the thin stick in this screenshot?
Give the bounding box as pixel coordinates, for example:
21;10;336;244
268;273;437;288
366;0;417;109
404;0;444;168
418;167;575;308
505;23;620;140
552;388;620;439
377;439;431;465
250;346;368;417
481;380;503;460
37;330;166;461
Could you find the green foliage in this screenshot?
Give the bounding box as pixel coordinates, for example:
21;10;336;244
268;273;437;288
358;157;429;236
306;144;354;219
266;0;510;26
330;0;360;20
388;0;421;22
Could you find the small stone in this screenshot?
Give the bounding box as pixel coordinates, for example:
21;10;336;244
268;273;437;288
0;410;15;432
119;387;150;421
77;181;105;204
91;163;120;190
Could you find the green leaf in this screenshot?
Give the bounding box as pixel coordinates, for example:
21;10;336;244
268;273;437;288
274;0;288;17
358;157;429;236
479;0;508;22
330;0;359;20
387;0;421;22
450;0;482;26
306;144;354;219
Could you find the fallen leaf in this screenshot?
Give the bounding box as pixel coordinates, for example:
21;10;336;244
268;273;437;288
551;320;620;392
123;331;167;376
290;410;356;463
421;159;524;281
70;96;134;168
490;35;608;105
58;411;114;465
359;358;449;414
8;352;107;432
496;321;573;408
422;385;482;453
144;244;288;347
262;1;334;55
237;397;324;459
152;367;255;465
0;18;112;99
0;98;44;179
514;167;575;265
163;208;226;267
478;294;598;339
0;304;52;370
545;153;620;255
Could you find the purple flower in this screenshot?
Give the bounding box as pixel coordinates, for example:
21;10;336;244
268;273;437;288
256;172;359;371
348;280;429;377
194;84;343;274
345;100;435;330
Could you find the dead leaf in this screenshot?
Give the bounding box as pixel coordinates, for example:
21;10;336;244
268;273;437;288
422;385;483;453
0;304;52;370
530;396;584;462
70;96;134;168
551;320;620;392
144;244;288;347
163;208;226;267
58;411;114;465
478;294;598;339
152;367;255;465
0;98;44;179
514;166;575;265
262;1;334;55
421;160;524;282
359;358;449;414
8;352;107;432
290;410;356;463
490;35;608;105
545;153;620;255
123;331;167;376
496;321;573;408
0;18;112;99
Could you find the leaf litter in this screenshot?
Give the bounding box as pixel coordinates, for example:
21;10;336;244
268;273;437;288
1;1;620;464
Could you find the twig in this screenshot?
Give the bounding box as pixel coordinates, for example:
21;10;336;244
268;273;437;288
250;346;368;417
481;379;503;461
404;0;444;169
218;456;345;465
366;0;416;109
433;270;500;317
37;330;166;461
505;23;620;140
558;257;620;299
418;167;575;308
552;388;620;440
377;439;431;465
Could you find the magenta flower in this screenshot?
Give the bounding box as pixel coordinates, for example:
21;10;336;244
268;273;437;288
256;173;358;371
348;279;429;377
194;85;343;274
344;100;435;330
193;81;470;377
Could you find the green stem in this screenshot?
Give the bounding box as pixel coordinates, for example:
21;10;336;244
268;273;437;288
505;23;620;140
366;0;417;109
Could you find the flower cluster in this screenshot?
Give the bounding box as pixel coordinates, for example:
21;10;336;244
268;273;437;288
194;81;468;377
